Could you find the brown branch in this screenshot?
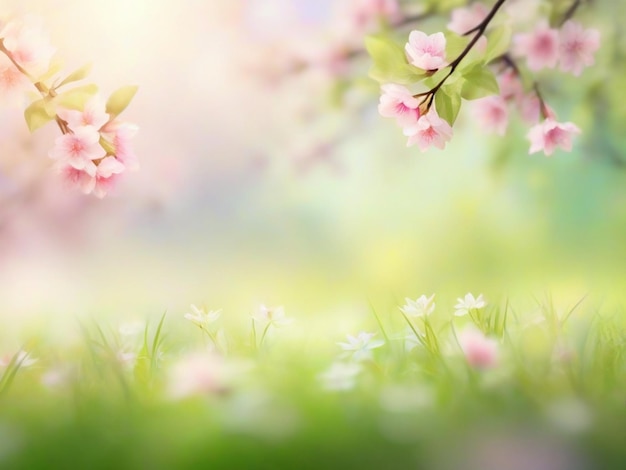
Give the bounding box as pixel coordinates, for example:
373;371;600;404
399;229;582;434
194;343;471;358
414;0;509;109
559;0;584;26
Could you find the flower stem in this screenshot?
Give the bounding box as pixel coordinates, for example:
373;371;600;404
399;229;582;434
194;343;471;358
440;0;508;85
200;325;222;354
533;82;551;120
401;312;427;349
258;322;272;349
414;0;509;110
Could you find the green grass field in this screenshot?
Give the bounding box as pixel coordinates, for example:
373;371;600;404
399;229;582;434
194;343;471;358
2;295;625;469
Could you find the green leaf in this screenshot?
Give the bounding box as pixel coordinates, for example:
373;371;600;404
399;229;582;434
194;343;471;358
99;136;116;154
54;84;99;110
57;63;92;88
24;99;55;132
35;57;63;83
435;83;462;126
422;67;450;89
106;85;138;118
484;24;512;64
134;343;151;387
444;32;471;62
461;64;499;100
365;34;426;85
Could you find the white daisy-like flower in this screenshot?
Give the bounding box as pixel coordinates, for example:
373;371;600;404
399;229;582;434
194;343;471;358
184;304;222;328
251;304;293;327
454;293;487;317
337;331;385;361
400;294;435;317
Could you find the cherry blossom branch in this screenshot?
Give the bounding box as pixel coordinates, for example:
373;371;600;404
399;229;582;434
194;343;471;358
499;54;546;110
532;82;551;120
0;16;139;198
277;9;439;79
498;53;521;76
0;40;70;134
441;0;508;77
414;0;508;110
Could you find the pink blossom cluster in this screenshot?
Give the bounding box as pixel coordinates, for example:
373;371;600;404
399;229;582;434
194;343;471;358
459;13;598;156
50;96;138;198
0;16;56;79
458;328;498;370
0;15;138;198
378;83;453;152
514;20;600;76
446;2;489;52
318;0;403;76
348;0;401;34
372;0;601;158
470;66;581;156
0;16;55;103
377;30;454;152
447;3;489;35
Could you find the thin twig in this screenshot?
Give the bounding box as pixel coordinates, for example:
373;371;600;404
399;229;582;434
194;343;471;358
559;0;583;26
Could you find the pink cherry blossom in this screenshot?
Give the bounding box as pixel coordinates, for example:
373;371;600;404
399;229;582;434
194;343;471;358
404;108;453;151
59;156;125;198
497;70;524;101
405;31;447;71
518;93;542;124
527;118;581;156
48;126;106;175
458;328;498;369
378;84;421;127
166;352;249;399
447;3;488;35
57;95;109;131
514;22;559;71
92;156;126;198
352;0;401;30
166;352;227;399
101;120;140;171
0;53;30;105
59;165;95;194
472;95;508;136
0;15;56;78
558;20;600;76
335;0;401;41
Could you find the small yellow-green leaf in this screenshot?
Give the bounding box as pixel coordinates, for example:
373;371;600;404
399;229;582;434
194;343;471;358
444;32;471;61
365;34;427;85
34;57;63;83
43;97;57;118
99;136;116;154
435;83;462;126
24;99;55;132
57;63;92;88
54;84;99;110
106;85;138;118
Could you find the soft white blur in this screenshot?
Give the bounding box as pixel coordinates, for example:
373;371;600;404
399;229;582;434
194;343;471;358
0;0;624;337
